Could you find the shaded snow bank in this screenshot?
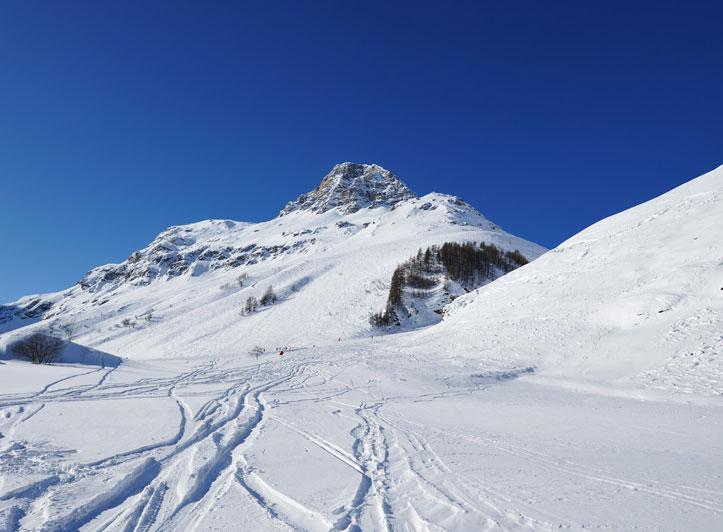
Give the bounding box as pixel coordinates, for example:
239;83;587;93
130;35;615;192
0;335;122;368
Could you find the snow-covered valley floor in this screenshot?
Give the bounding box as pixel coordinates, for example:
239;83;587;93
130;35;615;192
1;341;720;531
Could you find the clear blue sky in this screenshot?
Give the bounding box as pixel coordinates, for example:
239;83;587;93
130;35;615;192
1;1;721;303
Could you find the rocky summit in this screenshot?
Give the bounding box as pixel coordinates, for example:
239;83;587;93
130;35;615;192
280;162;417;215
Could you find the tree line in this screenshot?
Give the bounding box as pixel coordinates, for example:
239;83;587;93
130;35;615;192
370;241;528;327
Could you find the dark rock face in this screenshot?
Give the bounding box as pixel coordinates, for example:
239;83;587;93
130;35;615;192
78;239;318;293
0;299;54;324
280;163;416;216
76;163;419;293
75;216;328;293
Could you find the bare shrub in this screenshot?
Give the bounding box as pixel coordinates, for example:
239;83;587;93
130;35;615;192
249;345;265;359
260;286;277;306
50;320;75;341
59;322;74;340
12;332;64;364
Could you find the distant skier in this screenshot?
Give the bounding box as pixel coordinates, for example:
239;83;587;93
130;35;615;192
278;350;284;356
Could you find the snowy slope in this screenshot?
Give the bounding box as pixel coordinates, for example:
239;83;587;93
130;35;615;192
0;163;545;360
1;164;721;532
423;164;723;395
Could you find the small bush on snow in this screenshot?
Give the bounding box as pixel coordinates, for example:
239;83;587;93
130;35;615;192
11;332;65;364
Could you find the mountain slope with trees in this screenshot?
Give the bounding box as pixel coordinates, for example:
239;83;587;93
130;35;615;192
0;163;545;360
370;242;529;328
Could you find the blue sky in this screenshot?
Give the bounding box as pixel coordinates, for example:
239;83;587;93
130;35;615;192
1;1;721;303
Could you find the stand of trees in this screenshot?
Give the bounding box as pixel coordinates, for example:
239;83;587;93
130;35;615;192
243;285;277;315
369;268;405;327
11;332;65;364
437;242;527;282
370;241;528;328
260;285;278;306
245;296;259;314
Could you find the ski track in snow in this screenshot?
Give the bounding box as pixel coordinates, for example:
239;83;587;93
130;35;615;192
0;345;722;531
0;351;529;531
1;303;723;532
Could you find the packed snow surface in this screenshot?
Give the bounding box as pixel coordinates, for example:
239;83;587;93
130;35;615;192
0;163;721;531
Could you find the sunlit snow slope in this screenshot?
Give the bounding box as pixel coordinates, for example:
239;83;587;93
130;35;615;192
422;164;723;395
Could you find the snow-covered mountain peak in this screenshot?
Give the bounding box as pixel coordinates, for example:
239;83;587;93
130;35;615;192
280;162;416;216
0;161;545;353
58;162;526;298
